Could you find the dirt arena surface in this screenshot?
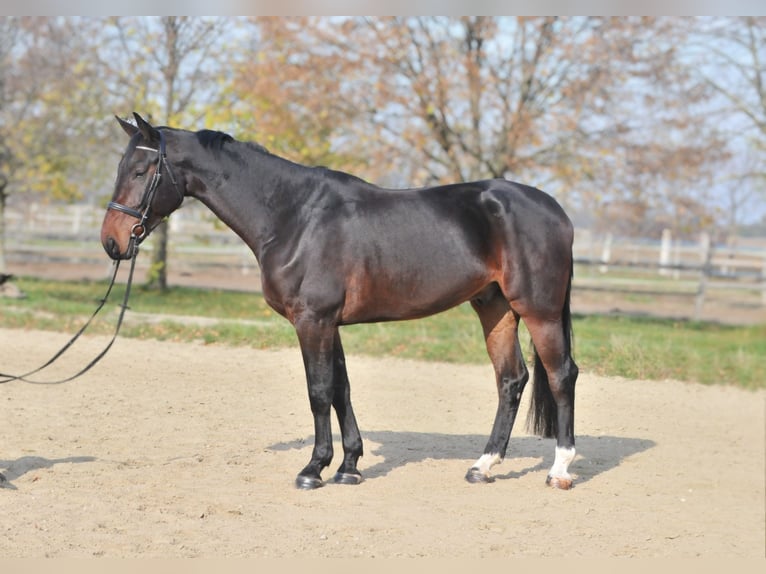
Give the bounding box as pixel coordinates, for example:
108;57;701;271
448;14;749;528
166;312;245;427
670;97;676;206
0;327;763;558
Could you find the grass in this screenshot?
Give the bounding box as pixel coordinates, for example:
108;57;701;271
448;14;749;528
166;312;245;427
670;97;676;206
571;314;766;387
2;276;764;390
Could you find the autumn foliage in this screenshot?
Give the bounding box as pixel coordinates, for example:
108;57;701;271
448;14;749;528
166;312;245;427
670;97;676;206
1;16;763;279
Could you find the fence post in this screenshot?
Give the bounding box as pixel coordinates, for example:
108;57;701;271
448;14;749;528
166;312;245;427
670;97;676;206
659;228;672;276
599;233;612;274
694;232;712;321
71;205;82;235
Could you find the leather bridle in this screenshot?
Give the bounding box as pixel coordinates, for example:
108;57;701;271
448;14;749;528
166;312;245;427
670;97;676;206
107;129;183;255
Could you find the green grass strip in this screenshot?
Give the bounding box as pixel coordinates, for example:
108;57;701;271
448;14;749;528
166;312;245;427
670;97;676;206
2;276;763;389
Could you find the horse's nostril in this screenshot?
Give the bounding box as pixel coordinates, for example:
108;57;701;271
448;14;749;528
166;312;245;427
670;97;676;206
104;237;120;260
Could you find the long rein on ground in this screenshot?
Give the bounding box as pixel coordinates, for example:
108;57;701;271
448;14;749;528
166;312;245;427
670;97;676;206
0;133;179;385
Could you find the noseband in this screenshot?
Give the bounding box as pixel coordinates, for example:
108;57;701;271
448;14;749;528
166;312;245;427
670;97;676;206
107;130;183;251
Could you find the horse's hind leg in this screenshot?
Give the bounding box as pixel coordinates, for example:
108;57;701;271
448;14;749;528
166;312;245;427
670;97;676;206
466;285;529;483
523;315;578;490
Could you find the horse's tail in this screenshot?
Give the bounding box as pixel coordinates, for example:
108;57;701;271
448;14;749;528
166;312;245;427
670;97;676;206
526;259;575;439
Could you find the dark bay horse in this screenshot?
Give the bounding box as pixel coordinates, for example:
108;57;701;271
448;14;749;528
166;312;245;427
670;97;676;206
101;113;579;490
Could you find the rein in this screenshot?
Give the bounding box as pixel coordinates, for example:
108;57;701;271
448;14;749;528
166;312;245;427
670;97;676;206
0;243;139;385
0;129;179;385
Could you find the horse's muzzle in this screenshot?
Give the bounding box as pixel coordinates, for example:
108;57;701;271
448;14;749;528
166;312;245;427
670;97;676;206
103;236;130;261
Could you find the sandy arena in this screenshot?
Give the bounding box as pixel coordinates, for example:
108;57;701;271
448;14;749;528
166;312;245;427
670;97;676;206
0;326;763;557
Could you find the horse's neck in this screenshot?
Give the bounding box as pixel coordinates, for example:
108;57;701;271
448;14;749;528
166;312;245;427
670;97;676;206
187;145;309;261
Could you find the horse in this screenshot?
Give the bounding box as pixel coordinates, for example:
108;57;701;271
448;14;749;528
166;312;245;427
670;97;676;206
101;113;579;490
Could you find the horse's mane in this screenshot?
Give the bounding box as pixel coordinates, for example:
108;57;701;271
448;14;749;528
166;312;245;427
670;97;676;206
195;129;275;157
195;129;234;151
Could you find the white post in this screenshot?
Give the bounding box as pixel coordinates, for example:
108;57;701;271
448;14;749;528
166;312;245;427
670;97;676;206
71;205;82;235
695;232;711;321
659;228;671;276
599;233;612;274
29;204;37;231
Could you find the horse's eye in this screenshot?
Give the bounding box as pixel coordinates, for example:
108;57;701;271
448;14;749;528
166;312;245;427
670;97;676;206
135;169;147;179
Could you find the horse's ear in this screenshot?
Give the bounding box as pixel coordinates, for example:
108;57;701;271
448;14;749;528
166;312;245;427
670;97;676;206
133;112;159;143
116;115;139;138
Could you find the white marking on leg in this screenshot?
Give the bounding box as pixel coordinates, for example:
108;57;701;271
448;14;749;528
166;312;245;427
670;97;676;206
471;452;502;477
549;446;576;480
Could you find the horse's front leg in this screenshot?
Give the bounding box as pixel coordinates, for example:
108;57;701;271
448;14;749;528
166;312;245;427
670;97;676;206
331;330;364;485
294;320;337;490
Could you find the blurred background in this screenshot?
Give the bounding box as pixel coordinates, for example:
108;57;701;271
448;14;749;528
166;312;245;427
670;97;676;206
1;16;764;322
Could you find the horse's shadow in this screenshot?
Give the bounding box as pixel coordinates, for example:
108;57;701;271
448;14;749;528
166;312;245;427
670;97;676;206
0;455;96;490
268;431;655;486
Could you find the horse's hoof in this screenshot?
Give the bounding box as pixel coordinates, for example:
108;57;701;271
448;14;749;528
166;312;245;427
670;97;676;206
465;467;495;484
546;475;573;490
333;472;364;485
295;475;324;490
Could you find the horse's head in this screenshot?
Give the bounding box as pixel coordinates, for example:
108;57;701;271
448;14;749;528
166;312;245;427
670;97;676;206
101;113;185;260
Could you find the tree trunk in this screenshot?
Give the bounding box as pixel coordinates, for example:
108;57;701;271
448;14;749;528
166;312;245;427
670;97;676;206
145;220;169;291
143;16;180;293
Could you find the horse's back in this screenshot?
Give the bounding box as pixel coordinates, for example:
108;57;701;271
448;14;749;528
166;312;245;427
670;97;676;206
478;179;573;236
263;176;573;324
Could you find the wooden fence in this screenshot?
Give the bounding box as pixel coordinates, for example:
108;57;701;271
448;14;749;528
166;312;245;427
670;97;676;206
2;202;259;277
573;230;766;319
3;203;766;319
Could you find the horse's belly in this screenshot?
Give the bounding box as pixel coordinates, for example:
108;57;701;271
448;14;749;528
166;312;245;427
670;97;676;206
339;267;489;325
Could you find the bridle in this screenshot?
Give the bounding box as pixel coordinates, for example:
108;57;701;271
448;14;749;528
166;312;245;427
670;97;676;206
107;129;183;255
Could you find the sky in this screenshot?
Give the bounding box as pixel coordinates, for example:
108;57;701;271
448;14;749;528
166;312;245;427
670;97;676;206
1;0;765;17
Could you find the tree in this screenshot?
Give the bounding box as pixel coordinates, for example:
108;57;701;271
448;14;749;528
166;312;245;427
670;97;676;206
102;16;236;290
0;17;113;273
209;17;371;174
347;16;619;186
687;16;766;237
231;16;727;237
